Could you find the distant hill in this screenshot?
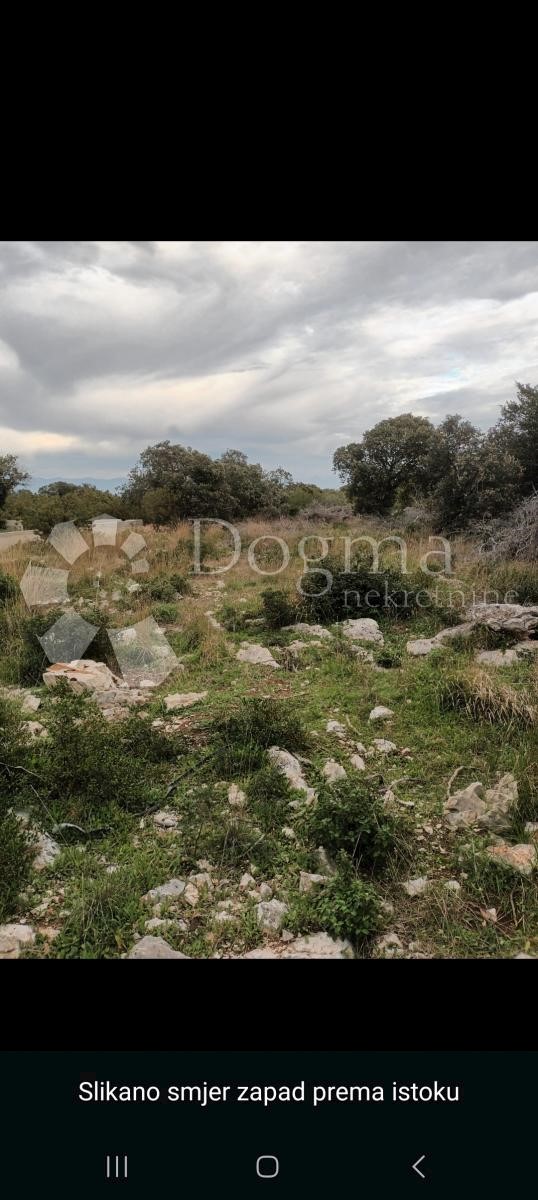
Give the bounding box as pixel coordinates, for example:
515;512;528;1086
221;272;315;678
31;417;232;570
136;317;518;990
22;476;126;494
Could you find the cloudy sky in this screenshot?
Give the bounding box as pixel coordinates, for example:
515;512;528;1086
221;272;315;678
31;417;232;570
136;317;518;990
1;240;537;488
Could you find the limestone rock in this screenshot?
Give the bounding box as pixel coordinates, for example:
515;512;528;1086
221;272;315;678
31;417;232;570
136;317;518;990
228;783;247;808
299;871;327;893
283;623;333;640
268;747;316;802
322;759;347;784
466;602;538;636
349;753;366;770
475;649;518;667
142;879;186;904
486;842;536;877
326;719;347;737
164;691;207;711
236;643;280;667
183;883;199;907
23;720;47;739
444;773;518;834
372;738;397;754
406;638;439;656
280;932;353;959
445;879;461;893
153;809;179;830
256;899;288;932
239;873;256;890
33;831;61;870
127;936;189;959
341;618;384;645
0;923;36;958
402;877;430;898
43;659;124;694
369;706;394;722
375;932;404;958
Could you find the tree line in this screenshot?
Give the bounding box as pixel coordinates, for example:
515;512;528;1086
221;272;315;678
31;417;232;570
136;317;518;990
1;382;536;534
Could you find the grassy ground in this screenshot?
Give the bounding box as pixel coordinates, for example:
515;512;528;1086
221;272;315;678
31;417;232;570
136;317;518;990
1;518;537;958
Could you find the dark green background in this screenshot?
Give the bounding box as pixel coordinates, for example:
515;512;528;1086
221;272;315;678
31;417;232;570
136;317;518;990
1;1052;533;1196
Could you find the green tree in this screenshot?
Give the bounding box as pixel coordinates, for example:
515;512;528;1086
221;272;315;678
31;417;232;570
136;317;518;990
494;382;538;494
0;454;29;509
333;414;439;513
434;438;523;530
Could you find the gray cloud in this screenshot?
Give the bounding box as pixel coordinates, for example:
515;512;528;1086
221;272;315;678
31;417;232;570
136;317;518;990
0;240;537;486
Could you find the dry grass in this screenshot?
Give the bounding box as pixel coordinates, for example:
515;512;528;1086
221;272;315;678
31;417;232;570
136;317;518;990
439;666;536;730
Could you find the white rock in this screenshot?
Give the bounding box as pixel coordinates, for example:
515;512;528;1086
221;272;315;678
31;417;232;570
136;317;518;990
268;747;316;802
256;899;288;932
372;738;397;753
326;719;347;737
0;923;36;959
190;872;213;891
259;882;273;900
22;694;41;713
236;643;281;667
239;872;256;891
369;706;394;722
183;883;199;907
349;754;366;770
283;623;333;640
33;832;61;870
280;932;353;959
475;649;518;667
466;602;538;636
299;871;327;893
341;618;384;645
142;879;186;904
43;659;124;694
127;936;189;959
402;877;430;897
406;638;439;656
444;880;461;893
322;758;347;784
153;809;179;830
164;691;207;711
375;932;404;957
228;783;247;808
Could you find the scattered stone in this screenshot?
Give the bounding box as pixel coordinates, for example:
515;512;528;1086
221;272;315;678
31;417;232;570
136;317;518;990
514;952;537;959
341;618;384;645
317;846;338;875
351;646;375;664
0;923;36;959
256;899;288;932
164;691;207;711
190;872;213;891
326;719;347;737
475;649;518;667
349;753;366;770
142;879;186;904
126;936;189;959
406;638;440;656
268;747;316;802
283;623;333;640
402;877;430;898
299;871;327;893
228;783;247;808
486;842;536;877
23;720;47;739
380;899;395;916
258;882;273;900
43;659;125;694
481;908;497;923
153;810;179;830
444;773;518;834
183;883;199;907
22;694;41;713
514;640;538;658
282;826;297;840
279;932;353;959
444;880;461;893
369;706;394;722
375;933;405;959
372;738;397;754
236;643;281;667
322;759;347;784
239;873;256;891
214;910;236;924
524;822;538;839
33;832;61;871
466;602;538;636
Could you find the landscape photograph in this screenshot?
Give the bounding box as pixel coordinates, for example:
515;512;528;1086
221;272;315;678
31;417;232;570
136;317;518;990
0;239;537;960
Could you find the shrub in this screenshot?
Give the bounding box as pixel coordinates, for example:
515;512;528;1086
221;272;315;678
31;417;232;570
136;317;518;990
288;862;382;943
0;810;34;921
54;866;153;958
439;669;535;729
261;588;297;629
0;569;17;605
211;698;309;776
151;602;180;623
144;573;190;601
247;764;294;832
301;778;405;874
297;558;428;625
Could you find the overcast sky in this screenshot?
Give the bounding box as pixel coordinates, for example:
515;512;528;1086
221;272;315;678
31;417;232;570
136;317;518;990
1;240;537;488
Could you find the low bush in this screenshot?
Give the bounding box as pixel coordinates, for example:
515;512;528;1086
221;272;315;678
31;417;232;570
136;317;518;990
261;588;298;629
0;810;34;921
297;558;429;625
144;573;190;601
211;698;309;776
288;861;383;943
247;764;294;832
301;778;406;874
